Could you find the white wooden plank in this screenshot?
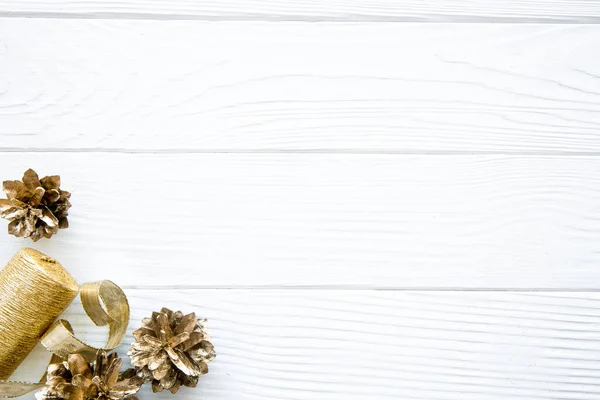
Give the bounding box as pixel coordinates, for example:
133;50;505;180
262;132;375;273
1;21;600;153
0;153;598;289
12;289;600;399
1;1;600;22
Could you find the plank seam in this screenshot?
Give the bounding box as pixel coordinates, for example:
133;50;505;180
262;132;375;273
3;148;600;156
1;11;600;23
119;285;600;291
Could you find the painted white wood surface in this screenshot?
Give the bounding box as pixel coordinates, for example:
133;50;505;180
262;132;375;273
1;1;600;22
2;7;600;400
12;290;600;400
0;153;597;289
1;21;600;153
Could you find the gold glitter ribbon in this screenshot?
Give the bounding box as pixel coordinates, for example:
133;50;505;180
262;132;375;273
41;280;130;361
0;355;61;398
0;249;130;398
0;382;45;398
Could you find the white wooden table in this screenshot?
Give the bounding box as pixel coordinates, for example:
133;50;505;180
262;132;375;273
2;2;600;399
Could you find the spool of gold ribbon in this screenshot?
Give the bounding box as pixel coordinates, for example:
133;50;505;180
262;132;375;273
0;248;78;380
0;249;130;398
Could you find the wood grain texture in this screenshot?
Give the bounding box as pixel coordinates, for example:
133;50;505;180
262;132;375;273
13;289;600;399
1;21;600;153
1;1;600;22
0;153;598;289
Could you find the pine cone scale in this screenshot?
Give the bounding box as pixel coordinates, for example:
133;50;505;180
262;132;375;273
69;354;92;378
167;332;190;348
151;361;170;380
159;368;178;393
71;375;96;397
58;217;69;229
173;313;196;336
105;358;122;388
0;199;24;219
147;352;168;371
181;332;204;351
2;180;29;200
23;169;41;190
29;187;45;207
45;189;61;204
40;175;61;190
171;348;201;377
150;381;163;393
154;313;172;339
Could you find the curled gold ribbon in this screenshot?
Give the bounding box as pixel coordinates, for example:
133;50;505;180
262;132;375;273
0;280;129;398
0;354;62;398
0;382;45;398
42;281;129;361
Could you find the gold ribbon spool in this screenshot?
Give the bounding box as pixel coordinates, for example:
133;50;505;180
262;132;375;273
0;249;130;398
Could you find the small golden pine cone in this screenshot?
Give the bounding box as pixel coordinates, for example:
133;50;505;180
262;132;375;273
0;169;71;241
35;351;142;400
128;307;216;394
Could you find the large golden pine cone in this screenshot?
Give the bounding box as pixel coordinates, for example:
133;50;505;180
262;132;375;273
0;169;71;241
35;351;142;400
128;308;216;394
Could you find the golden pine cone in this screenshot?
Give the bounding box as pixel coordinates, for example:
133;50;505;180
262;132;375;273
35;351;142;400
0;169;71;241
128;308;216;394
